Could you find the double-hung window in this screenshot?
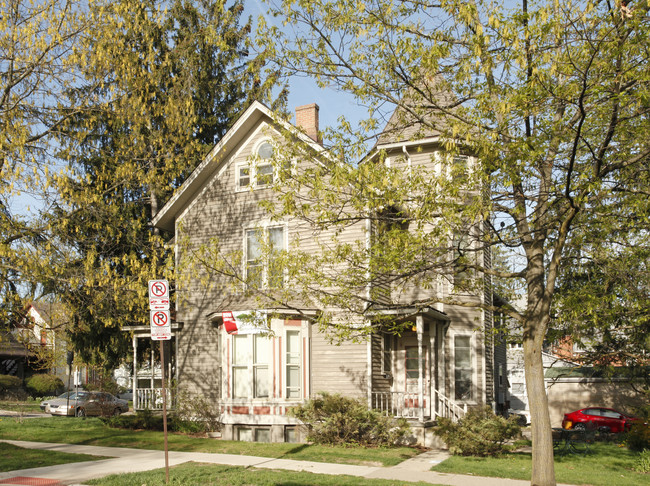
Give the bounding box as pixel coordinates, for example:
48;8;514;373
381;334;393;376
454;335;473;401
285;330;301;399
245;226;286;289
237;141;275;190
232;334;270;399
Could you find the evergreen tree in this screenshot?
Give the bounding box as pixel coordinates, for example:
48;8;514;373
47;0;285;368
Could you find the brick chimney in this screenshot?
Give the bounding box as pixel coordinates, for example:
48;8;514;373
295;103;320;143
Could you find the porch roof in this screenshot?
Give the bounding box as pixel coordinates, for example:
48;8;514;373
366;306;450;322
207;308;321;323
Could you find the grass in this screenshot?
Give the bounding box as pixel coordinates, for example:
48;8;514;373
86;462;439;486
0;399;44;413
0;416;418;467
432;442;648;486
0;442;108;472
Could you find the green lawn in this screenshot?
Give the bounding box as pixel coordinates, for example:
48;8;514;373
86;462;438;486
0;442;107;472
0;399;44;413
0;416;418;467
432;442;648;486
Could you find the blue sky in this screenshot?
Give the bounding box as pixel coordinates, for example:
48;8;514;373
246;0;369;132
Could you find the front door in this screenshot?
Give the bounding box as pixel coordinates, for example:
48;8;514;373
401;337;429;414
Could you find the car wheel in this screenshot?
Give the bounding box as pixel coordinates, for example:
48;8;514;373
573;422;586;431
76;407;86;418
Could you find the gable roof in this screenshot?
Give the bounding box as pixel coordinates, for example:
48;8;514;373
152;101;324;234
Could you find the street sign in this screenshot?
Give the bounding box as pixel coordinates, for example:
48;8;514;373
150;310;171;340
148;279;170;310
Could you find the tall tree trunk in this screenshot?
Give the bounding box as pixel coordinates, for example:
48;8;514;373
525;263;556;486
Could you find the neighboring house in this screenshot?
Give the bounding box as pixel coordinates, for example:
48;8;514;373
0;303;90;389
145;101;504;445
1;303;62;380
506;337;646;426
506;343;577;425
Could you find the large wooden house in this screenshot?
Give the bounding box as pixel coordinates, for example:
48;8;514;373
145;101;505;445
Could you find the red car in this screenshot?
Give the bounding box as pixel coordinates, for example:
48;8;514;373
561;407;637;433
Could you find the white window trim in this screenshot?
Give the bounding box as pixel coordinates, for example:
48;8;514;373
380;333;393;378
284;328;302;400
236;139;277;191
231;333;272;400
450;331;477;404
243;222;288;289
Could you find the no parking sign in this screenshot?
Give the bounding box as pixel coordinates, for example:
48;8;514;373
150;309;171;340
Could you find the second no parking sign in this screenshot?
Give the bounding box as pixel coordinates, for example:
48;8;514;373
150;309;171;340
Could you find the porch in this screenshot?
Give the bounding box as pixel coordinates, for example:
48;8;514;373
369;306;468;423
124;324;181;411
370;389;467;421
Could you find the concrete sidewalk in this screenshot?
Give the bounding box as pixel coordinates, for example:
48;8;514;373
0;439;538;486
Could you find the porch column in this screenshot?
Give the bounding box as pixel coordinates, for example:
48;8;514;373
132;334;137;409
416;315;424;423
366;320;372;408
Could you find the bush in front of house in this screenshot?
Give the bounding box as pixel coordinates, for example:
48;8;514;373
626;402;650;452
170;391;222;434
434;406;521;456
0;374;24;399
25;374;64;397
288;392;411;446
103;409;164;431
0;374;22;391
627;423;650;452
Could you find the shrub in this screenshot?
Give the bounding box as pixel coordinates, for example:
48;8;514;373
434;406;521;456
25;374;63;397
0;374;24;400
0;374;22;391
627;422;650;452
288;392;411;446
171;390;222;434
634;449;650;473
103;409;164;431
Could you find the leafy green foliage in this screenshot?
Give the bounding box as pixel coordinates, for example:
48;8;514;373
288;392;411;446
25;374;64;397
255;1;650;482
41;0;284;369
627;424;650;452
634;449;650;474
172;390;222;433
0;375;22;391
102;410;164;431
434;406;521;457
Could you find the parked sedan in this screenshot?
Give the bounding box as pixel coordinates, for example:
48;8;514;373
46;391;129;417
40;392;74;411
561;407;638;433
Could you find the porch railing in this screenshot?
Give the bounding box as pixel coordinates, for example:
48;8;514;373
370;391;430;419
371;390;467;422
432;389;467;422
135;388;172;411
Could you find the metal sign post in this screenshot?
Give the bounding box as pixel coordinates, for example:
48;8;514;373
148;280;170;484
160;340;169;484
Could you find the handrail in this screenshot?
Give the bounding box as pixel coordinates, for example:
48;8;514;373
370;390;467;422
